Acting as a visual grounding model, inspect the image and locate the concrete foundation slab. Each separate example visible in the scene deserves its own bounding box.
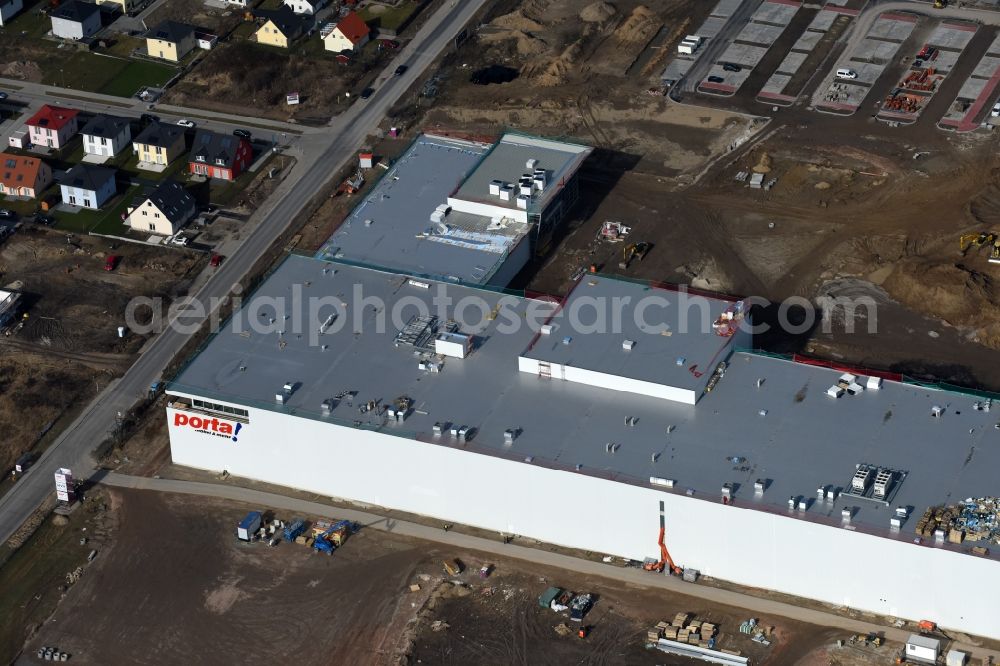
[719,42,769,67]
[776,50,807,75]
[751,1,798,26]
[737,22,786,46]
[867,16,916,43]
[928,24,977,52]
[710,0,743,18]
[852,38,899,64]
[698,16,729,39]
[808,10,837,32]
[792,30,823,51]
[761,72,792,95]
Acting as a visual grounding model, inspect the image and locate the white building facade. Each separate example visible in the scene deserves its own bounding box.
[166,393,1000,640]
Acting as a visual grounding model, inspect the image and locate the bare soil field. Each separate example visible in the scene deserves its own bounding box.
[0,228,201,473]
[374,0,1000,391]
[145,0,245,38]
[14,488,891,666]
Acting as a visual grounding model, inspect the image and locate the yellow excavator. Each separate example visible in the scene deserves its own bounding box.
[933,0,947,8]
[960,231,997,254]
[619,242,650,270]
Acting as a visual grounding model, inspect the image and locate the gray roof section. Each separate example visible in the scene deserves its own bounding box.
[316,135,528,284]
[134,121,184,148]
[523,275,739,392]
[81,114,131,140]
[144,179,195,224]
[61,164,115,191]
[453,134,592,213]
[191,129,245,167]
[52,0,100,22]
[149,20,195,43]
[172,256,1000,559]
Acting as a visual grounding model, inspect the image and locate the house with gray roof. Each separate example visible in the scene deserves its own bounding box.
[59,164,116,209]
[125,179,196,235]
[50,0,101,40]
[81,114,132,159]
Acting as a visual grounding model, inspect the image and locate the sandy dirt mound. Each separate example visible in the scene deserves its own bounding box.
[581,1,616,22]
[479,30,549,57]
[490,9,545,32]
[534,40,583,86]
[884,260,1000,345]
[614,5,660,45]
[2,60,42,82]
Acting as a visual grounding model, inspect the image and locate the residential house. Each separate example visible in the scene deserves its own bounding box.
[81,114,132,159]
[26,105,80,150]
[50,0,102,40]
[95,0,139,16]
[254,7,311,48]
[0,0,24,27]
[146,20,196,62]
[189,130,252,181]
[283,0,324,16]
[0,153,52,199]
[125,179,196,235]
[219,0,247,7]
[59,164,116,209]
[132,121,186,168]
[321,11,369,53]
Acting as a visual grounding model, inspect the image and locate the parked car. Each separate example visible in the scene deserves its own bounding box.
[394,65,408,76]
[359,87,374,100]
[0,209,14,219]
[836,68,858,80]
[0,92,8,101]
[175,119,196,128]
[169,235,189,246]
[209,253,224,267]
[707,75,724,83]
[992,102,1000,118]
[722,62,741,72]
[232,129,252,140]
[104,255,120,271]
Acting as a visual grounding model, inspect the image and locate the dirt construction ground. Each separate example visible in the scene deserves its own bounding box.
[15,488,900,666]
[0,228,201,474]
[363,0,1000,392]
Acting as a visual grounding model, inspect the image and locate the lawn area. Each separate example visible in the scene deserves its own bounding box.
[98,60,177,97]
[359,1,422,32]
[53,184,141,235]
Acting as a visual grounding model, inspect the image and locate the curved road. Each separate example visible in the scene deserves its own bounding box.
[99,472,1000,663]
[0,0,490,546]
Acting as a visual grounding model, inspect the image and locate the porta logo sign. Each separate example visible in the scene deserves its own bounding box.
[174,413,244,441]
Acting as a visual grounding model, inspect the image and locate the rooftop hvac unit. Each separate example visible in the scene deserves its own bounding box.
[526,158,538,169]
[499,186,512,201]
[321,399,334,413]
[622,339,635,351]
[283,382,294,392]
[519,184,532,197]
[931,405,944,417]
[435,204,452,216]
[489,179,502,196]
[826,488,837,501]
[432,422,445,436]
[503,428,518,443]
[827,385,844,398]
[275,393,286,404]
[754,479,764,494]
[851,466,872,492]
[649,477,674,488]
[867,376,882,390]
[890,516,902,529]
[430,211,445,223]
[516,195,529,209]
[540,324,554,335]
[873,469,894,499]
[841,508,852,521]
[435,332,472,359]
[457,425,470,440]
[533,177,545,192]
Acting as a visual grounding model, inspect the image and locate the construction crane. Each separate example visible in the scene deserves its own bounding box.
[619,242,650,270]
[642,526,683,576]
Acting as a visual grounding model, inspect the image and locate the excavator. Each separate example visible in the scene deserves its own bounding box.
[642,525,683,576]
[619,242,650,270]
[933,0,947,8]
[959,231,1000,263]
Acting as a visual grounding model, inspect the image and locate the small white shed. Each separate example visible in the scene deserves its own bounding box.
[905,634,940,664]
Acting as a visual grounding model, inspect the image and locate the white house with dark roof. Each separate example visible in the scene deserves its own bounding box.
[81,114,132,160]
[0,0,24,27]
[125,179,196,235]
[50,0,101,40]
[59,164,116,209]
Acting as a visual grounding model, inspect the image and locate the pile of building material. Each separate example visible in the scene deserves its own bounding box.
[956,497,1000,544]
[646,613,719,650]
[915,505,961,540]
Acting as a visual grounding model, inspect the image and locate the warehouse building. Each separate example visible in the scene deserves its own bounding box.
[316,132,592,286]
[166,255,1000,639]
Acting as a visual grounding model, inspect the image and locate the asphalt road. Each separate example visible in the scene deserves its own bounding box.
[0,0,490,547]
[98,472,1000,663]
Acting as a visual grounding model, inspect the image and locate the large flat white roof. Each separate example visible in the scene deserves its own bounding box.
[171,255,1000,561]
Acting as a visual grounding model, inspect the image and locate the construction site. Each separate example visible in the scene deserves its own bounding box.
[8,0,1000,662]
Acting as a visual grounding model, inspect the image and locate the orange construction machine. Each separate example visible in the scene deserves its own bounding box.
[643,526,683,576]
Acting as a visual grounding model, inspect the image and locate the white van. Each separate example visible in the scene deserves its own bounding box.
[836,68,858,80]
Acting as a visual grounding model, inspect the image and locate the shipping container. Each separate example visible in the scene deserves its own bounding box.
[237,511,262,541]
